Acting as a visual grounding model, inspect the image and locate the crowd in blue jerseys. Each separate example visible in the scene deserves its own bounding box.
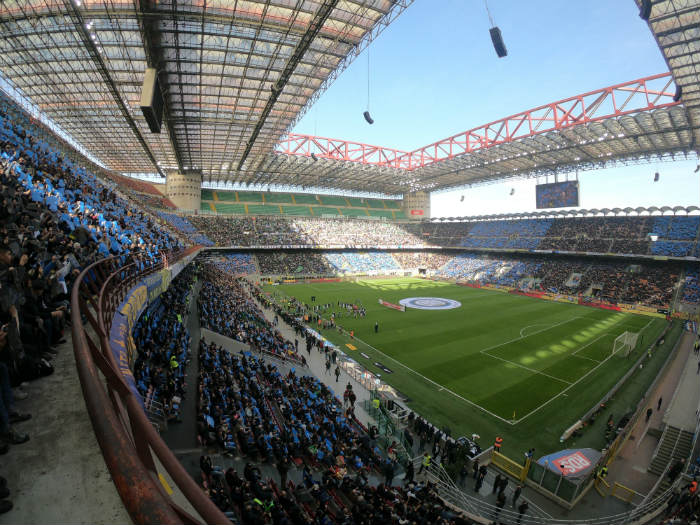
[0,106,181,261]
[132,265,198,420]
[0,96,184,514]
[191,266,470,524]
[198,268,301,361]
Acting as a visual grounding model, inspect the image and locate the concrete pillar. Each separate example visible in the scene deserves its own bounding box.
[403,191,430,219]
[166,172,201,211]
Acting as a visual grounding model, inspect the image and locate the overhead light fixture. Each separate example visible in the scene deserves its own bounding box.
[673,85,682,102]
[639,0,652,20]
[489,27,507,58]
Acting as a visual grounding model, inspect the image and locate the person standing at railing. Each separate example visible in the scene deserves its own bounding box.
[418,452,431,474]
[517,500,529,524]
[512,483,523,508]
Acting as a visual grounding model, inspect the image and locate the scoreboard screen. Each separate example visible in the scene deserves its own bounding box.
[536,180,579,209]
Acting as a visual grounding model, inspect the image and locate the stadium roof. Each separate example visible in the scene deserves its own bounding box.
[0,0,697,196]
[0,0,412,176]
[642,0,700,153]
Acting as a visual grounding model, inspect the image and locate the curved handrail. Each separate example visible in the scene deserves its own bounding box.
[71,249,230,525]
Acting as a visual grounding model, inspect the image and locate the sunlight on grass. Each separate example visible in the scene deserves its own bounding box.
[354,278,451,291]
[518,313,640,367]
[548,344,568,354]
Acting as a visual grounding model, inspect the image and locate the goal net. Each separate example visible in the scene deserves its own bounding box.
[613,331,640,357]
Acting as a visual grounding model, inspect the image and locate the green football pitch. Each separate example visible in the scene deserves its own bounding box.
[263,277,668,455]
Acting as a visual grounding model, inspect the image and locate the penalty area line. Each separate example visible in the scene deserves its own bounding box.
[512,322,654,424]
[349,334,516,426]
[519,323,553,338]
[480,351,573,385]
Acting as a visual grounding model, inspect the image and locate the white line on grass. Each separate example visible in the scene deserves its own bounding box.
[519,323,552,338]
[513,317,658,424]
[570,333,614,361]
[480,351,573,384]
[478,316,584,356]
[348,333,516,426]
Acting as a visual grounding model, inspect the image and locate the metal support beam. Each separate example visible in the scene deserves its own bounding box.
[136,0,185,173]
[63,0,164,177]
[237,0,340,171]
[276,73,683,171]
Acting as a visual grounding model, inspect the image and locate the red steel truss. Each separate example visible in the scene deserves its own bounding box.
[276,134,409,167]
[276,73,681,170]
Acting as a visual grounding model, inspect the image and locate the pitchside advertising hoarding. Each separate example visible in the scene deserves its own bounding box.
[536,180,580,209]
[378,298,406,312]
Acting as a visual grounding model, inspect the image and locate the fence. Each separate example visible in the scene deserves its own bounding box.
[491,451,528,482]
[71,248,229,525]
[419,454,679,525]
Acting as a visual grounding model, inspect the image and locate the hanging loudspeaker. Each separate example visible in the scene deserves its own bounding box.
[489,27,508,58]
[310,153,318,161]
[510,188,515,195]
[460,195,465,202]
[363,111,374,125]
[674,85,682,102]
[654,172,660,182]
[639,0,652,20]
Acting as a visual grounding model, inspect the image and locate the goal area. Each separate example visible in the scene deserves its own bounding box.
[613,331,640,357]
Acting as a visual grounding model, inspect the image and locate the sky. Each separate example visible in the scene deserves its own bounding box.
[291,0,700,217]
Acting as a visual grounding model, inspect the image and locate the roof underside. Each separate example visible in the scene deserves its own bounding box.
[0,0,411,177]
[642,0,700,152]
[0,0,697,196]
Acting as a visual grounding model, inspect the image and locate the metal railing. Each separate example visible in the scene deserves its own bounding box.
[418,455,679,525]
[71,248,230,525]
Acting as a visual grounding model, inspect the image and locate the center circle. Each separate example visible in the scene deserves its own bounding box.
[398,297,462,310]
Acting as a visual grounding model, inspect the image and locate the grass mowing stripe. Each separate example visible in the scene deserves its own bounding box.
[478,316,584,355]
[479,350,573,385]
[349,332,516,426]
[514,317,658,424]
[264,278,671,452]
[570,333,612,360]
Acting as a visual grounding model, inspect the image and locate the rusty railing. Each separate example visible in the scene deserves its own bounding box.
[70,248,230,525]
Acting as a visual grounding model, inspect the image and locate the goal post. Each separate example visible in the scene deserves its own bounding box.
[613,331,640,357]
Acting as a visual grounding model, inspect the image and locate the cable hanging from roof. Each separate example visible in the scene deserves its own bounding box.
[363,47,374,124]
[483,0,507,58]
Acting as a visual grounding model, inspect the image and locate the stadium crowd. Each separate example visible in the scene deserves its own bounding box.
[325,252,400,274]
[198,266,301,361]
[190,262,489,524]
[0,97,185,513]
[188,216,427,248]
[390,251,452,270]
[132,264,198,422]
[257,252,335,276]
[437,254,680,307]
[175,213,700,258]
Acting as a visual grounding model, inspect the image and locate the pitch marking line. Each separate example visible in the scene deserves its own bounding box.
[519,323,552,338]
[480,350,573,385]
[478,316,584,356]
[348,334,516,426]
[513,317,657,424]
[570,333,614,362]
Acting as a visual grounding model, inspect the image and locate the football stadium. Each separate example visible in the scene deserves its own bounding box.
[0,1,699,525]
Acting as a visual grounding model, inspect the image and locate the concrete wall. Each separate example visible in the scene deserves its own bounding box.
[200,327,250,353]
[403,191,430,219]
[166,172,201,211]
